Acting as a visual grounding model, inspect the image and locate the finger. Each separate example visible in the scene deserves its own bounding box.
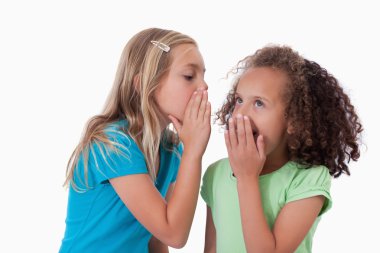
[228,118,238,147]
[198,90,208,119]
[189,88,204,119]
[244,116,255,147]
[204,101,211,123]
[256,135,266,159]
[168,115,182,134]
[236,114,246,146]
[224,129,232,153]
[184,91,197,119]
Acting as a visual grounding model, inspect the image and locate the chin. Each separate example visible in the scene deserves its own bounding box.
[172,112,184,122]
[163,114,181,126]
[171,117,183,125]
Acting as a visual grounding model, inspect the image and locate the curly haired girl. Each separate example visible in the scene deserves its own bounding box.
[201,45,362,253]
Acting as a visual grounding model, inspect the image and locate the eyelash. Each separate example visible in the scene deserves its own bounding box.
[254,100,264,107]
[234,97,264,107]
[184,75,194,81]
[235,97,243,104]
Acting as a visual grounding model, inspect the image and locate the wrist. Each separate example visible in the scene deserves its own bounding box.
[236,175,260,195]
[181,149,202,163]
[235,173,259,183]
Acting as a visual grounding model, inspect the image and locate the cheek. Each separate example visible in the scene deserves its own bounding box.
[261,120,288,145]
[186,89,195,101]
[231,105,239,117]
[232,104,239,113]
[174,91,193,119]
[179,99,188,113]
[183,89,197,104]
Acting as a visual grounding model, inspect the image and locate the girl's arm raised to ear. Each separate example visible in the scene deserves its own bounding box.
[204,206,216,253]
[111,90,211,249]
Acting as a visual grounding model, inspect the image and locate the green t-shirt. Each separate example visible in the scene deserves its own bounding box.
[201,158,332,253]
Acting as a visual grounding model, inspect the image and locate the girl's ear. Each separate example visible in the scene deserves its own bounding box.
[284,113,294,135]
[287,121,294,135]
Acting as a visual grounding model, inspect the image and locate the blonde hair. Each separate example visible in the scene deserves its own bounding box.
[64,28,197,191]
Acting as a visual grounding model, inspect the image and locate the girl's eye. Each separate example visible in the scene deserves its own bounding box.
[235,97,243,104]
[254,99,264,107]
[184,75,194,81]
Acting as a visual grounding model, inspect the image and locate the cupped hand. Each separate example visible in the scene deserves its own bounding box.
[224,114,266,179]
[169,88,211,158]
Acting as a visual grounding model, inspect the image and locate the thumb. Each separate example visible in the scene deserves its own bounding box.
[256,135,266,160]
[168,115,182,133]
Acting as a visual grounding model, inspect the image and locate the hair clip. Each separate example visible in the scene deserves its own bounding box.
[150,40,170,53]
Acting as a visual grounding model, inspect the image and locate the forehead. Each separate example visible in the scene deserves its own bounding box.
[169,44,205,71]
[237,67,288,95]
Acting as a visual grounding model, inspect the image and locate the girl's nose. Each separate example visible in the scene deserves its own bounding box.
[235,105,243,114]
[198,80,208,91]
[234,104,248,117]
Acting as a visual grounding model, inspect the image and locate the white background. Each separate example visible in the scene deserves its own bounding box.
[1,0,379,252]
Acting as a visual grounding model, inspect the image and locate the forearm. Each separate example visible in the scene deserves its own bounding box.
[237,176,276,253]
[166,150,202,244]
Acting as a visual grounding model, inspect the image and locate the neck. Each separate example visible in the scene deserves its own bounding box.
[156,110,171,132]
[261,158,288,175]
[160,119,170,133]
[261,147,289,175]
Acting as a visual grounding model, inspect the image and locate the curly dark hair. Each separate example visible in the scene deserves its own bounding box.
[216,45,363,177]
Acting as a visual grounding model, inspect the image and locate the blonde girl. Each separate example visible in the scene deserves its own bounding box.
[60,27,211,253]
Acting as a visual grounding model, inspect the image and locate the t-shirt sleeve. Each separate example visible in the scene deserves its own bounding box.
[286,166,332,216]
[170,142,184,183]
[200,163,216,208]
[80,129,148,186]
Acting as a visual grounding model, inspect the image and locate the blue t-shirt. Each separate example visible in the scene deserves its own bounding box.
[60,120,182,253]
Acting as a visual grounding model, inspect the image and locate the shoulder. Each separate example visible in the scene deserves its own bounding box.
[88,119,145,166]
[104,120,133,144]
[207,157,230,171]
[286,162,333,215]
[100,120,145,155]
[290,163,331,184]
[201,158,230,206]
[203,158,230,180]
[284,162,332,190]
[286,162,332,193]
